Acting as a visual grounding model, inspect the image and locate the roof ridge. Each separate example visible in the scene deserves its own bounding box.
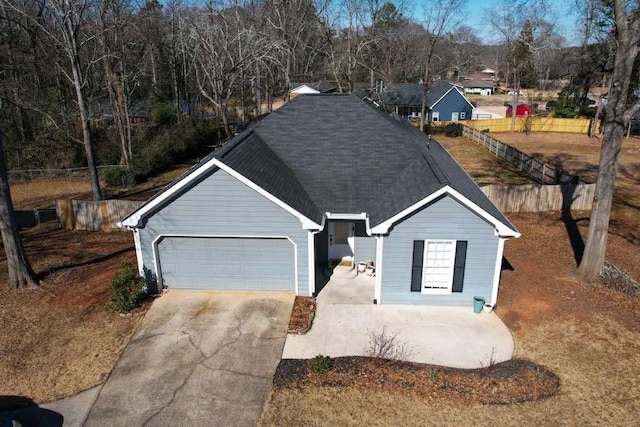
[422,149,449,185]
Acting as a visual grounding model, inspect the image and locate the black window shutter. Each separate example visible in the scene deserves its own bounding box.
[452,241,467,293]
[410,241,424,292]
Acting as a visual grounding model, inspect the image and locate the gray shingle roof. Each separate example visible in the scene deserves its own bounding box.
[378,81,464,109]
[123,94,516,234]
[219,94,513,230]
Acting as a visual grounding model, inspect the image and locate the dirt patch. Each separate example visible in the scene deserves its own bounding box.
[273,357,559,405]
[498,212,640,335]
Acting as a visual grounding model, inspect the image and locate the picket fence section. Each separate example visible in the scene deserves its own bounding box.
[461,126,582,185]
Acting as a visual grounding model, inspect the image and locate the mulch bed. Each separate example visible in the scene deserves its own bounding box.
[287,296,316,334]
[283,293,560,405]
[273,356,560,405]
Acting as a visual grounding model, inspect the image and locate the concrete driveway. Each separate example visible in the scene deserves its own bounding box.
[84,291,294,427]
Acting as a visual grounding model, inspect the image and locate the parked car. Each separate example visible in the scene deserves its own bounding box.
[507,90,523,96]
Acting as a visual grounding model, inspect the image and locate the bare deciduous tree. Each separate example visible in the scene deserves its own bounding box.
[419,0,465,131]
[577,0,640,280]
[0,131,38,289]
[2,0,102,199]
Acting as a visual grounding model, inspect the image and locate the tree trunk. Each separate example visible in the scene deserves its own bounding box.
[100,36,130,166]
[61,11,102,200]
[0,132,38,289]
[71,57,102,200]
[576,120,624,279]
[577,0,640,281]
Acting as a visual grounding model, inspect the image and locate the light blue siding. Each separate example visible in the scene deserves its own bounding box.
[354,237,376,264]
[381,195,498,305]
[137,169,308,294]
[353,221,376,264]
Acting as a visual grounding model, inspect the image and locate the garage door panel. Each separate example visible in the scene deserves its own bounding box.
[157,237,294,291]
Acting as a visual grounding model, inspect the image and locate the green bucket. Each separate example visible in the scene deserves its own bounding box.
[473,296,485,314]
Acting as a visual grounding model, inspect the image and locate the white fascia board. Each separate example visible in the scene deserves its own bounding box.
[212,159,322,230]
[325,212,373,236]
[370,185,520,238]
[119,155,322,231]
[325,212,367,220]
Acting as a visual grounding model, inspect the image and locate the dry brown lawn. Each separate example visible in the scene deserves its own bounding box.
[0,162,193,405]
[437,136,533,186]
[495,132,640,246]
[0,223,144,404]
[9,162,192,210]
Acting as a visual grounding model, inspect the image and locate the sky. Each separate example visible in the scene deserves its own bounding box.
[415,0,582,46]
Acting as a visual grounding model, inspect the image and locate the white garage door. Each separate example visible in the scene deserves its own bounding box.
[157,237,295,291]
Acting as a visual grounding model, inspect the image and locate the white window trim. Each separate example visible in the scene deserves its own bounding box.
[460,112,466,119]
[432,111,440,122]
[421,239,456,295]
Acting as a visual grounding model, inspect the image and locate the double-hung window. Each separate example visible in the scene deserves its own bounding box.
[422,240,456,294]
[411,240,467,294]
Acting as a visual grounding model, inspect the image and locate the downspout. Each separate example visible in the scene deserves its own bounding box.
[490,237,507,306]
[307,229,321,297]
[374,235,384,304]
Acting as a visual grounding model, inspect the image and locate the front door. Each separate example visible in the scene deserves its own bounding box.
[328,221,354,261]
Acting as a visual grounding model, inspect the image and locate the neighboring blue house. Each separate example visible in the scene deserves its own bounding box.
[120,94,519,306]
[378,81,475,122]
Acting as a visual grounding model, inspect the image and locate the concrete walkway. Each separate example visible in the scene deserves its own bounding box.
[285,267,514,369]
[83,291,294,427]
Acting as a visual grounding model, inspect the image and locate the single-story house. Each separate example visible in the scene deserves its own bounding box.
[290,81,337,96]
[506,101,533,118]
[462,79,495,96]
[377,81,475,122]
[120,94,519,306]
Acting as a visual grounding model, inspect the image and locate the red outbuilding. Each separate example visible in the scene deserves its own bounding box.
[505,102,533,117]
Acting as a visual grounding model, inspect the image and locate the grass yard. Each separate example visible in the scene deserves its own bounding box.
[437,135,533,186]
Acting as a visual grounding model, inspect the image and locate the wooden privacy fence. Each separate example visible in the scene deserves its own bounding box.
[57,199,144,231]
[56,182,594,232]
[466,117,597,133]
[481,183,595,213]
[462,126,582,185]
